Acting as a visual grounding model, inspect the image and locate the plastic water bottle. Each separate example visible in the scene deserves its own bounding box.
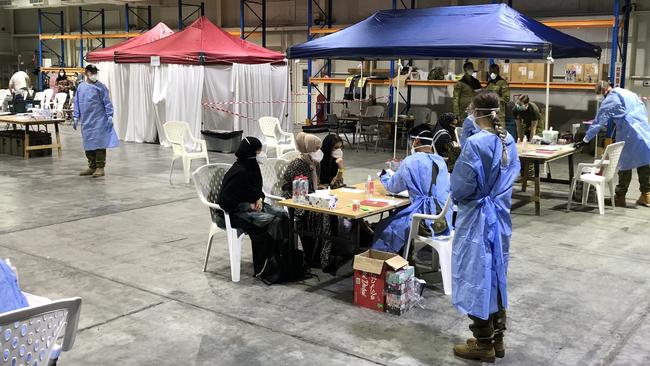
[365,175,374,197]
[301,179,309,203]
[292,179,300,202]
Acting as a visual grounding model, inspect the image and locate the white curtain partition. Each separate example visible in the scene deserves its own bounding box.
[99,62,290,146]
[96,61,129,140]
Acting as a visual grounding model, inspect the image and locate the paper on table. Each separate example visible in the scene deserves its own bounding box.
[387,190,409,198]
[340,188,364,193]
[365,198,402,205]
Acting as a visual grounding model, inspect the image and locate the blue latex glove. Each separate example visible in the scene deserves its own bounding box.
[107,118,113,131]
[73,118,78,130]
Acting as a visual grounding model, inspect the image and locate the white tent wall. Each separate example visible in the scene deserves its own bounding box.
[98,62,290,147]
[152,64,205,146]
[230,63,291,138]
[96,61,129,140]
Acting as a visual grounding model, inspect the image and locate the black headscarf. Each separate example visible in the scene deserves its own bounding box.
[56,70,67,83]
[319,134,342,185]
[217,137,265,212]
[433,113,457,156]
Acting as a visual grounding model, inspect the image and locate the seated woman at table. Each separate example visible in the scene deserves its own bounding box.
[214,137,291,278]
[372,124,452,255]
[281,132,347,273]
[319,134,345,189]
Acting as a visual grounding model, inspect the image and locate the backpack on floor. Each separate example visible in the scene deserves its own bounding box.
[255,238,314,285]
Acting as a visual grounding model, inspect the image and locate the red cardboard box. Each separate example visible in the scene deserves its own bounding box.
[353,250,409,312]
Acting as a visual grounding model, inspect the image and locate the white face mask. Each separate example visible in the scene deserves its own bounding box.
[490,73,497,80]
[256,152,267,165]
[465,69,474,76]
[88,74,98,82]
[310,149,324,162]
[332,148,343,159]
[59,72,64,77]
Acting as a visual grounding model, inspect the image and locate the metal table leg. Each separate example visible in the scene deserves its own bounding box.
[534,161,541,216]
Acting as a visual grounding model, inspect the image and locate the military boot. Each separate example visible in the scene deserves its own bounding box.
[453,338,495,363]
[493,335,505,358]
[79,168,96,176]
[637,192,650,207]
[465,337,505,358]
[92,168,105,177]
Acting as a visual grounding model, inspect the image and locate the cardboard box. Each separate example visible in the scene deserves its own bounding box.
[498,63,511,82]
[353,250,408,312]
[511,63,553,83]
[583,63,609,83]
[564,63,584,82]
[386,265,415,286]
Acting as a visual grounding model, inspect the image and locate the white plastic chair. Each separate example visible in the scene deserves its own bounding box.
[163,121,209,184]
[260,158,289,204]
[43,89,54,107]
[33,91,46,102]
[54,92,67,118]
[193,163,246,281]
[258,116,296,157]
[0,297,82,366]
[364,105,385,118]
[280,150,301,161]
[405,195,454,295]
[567,141,625,215]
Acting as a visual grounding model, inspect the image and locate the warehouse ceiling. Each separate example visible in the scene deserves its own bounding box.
[0,0,152,9]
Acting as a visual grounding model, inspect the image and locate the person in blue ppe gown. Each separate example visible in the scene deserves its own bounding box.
[372,124,452,254]
[451,91,520,363]
[459,103,480,146]
[0,259,28,314]
[576,81,650,207]
[73,64,118,178]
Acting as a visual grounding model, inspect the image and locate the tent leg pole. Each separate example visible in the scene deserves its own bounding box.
[393,59,401,159]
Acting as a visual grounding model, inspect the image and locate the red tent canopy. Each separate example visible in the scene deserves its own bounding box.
[87,22,175,62]
[115,17,285,65]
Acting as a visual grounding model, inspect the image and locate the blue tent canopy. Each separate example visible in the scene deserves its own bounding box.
[287,4,601,60]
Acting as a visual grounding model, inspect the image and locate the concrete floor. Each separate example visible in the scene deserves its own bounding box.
[1,125,649,365]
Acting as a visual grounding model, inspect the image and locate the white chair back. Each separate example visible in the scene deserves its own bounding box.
[193,163,231,212]
[259,116,279,141]
[280,150,301,161]
[260,158,289,201]
[163,121,191,157]
[600,142,625,181]
[54,92,67,111]
[0,297,82,365]
[364,105,385,118]
[33,91,46,101]
[43,88,54,102]
[455,127,462,144]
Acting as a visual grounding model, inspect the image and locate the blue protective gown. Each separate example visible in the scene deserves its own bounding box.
[585,88,650,171]
[460,115,480,146]
[0,260,28,313]
[73,80,119,151]
[372,152,452,253]
[451,130,520,320]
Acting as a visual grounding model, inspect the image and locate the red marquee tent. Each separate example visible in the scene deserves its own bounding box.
[87,22,175,62]
[114,17,285,65]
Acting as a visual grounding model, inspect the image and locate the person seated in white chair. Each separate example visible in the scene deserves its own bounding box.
[0,259,28,313]
[213,137,291,283]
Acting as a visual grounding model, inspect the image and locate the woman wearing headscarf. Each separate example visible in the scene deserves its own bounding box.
[319,134,345,189]
[56,69,73,108]
[281,133,340,273]
[213,137,290,277]
[432,113,461,171]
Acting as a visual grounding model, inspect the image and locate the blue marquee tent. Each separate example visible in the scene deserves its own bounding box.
[287,4,601,60]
